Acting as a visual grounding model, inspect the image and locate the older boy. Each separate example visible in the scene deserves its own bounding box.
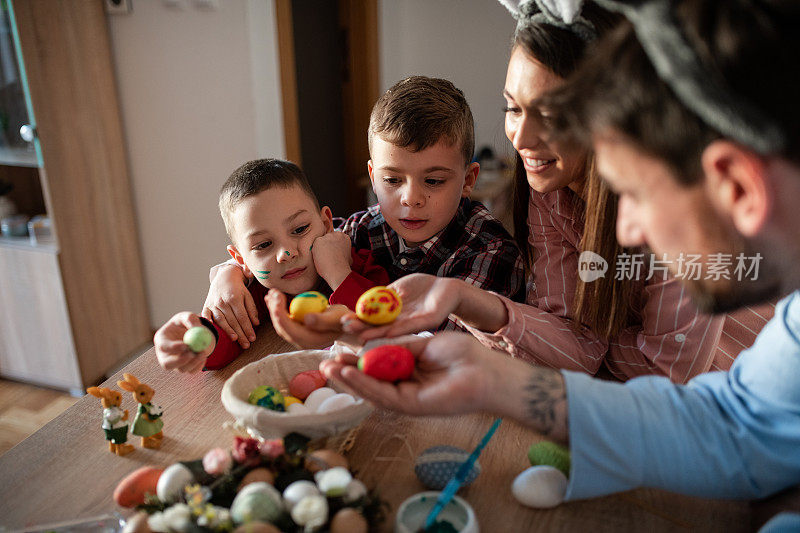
[154,159,389,372]
[322,0,800,525]
[205,76,524,347]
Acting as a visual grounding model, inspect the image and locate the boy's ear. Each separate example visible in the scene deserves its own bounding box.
[461,162,480,197]
[227,244,252,276]
[367,160,376,191]
[701,140,772,237]
[320,206,334,233]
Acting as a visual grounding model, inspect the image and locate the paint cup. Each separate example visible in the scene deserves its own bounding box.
[395,491,478,533]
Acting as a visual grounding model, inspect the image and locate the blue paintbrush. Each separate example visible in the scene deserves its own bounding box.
[423,418,502,531]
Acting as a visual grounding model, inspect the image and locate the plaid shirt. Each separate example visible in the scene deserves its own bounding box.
[336,198,525,329]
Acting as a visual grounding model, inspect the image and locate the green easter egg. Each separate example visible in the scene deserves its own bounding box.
[183,326,214,352]
[249,386,285,411]
[528,441,571,477]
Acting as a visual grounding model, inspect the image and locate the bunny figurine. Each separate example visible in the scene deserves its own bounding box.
[86,386,135,456]
[117,373,164,449]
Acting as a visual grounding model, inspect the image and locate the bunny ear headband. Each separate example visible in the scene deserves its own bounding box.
[498,0,597,41]
[499,0,786,154]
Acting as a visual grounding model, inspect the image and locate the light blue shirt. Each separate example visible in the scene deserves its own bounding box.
[563,290,800,501]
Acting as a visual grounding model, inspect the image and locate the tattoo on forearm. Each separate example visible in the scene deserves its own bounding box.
[525,369,567,439]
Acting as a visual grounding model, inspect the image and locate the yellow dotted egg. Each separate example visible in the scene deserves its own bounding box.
[355,286,402,325]
[289,291,329,323]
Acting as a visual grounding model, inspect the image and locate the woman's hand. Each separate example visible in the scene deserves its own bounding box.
[343,274,464,341]
[202,263,258,349]
[153,312,214,373]
[266,289,351,349]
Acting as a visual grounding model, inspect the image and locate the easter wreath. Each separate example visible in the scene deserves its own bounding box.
[119,433,386,533]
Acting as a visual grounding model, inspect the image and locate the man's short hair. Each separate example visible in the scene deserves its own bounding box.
[219,158,318,241]
[368,75,475,166]
[548,0,800,185]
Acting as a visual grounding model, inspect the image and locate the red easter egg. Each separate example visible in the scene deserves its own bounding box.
[358,345,415,382]
[289,370,327,400]
[114,466,164,507]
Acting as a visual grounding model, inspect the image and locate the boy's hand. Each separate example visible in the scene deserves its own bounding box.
[266,289,351,349]
[203,263,258,349]
[343,274,462,341]
[311,231,353,290]
[154,312,215,373]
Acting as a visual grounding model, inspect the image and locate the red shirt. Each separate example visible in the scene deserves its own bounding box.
[203,247,389,370]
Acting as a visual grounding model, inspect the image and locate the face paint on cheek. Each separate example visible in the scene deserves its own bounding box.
[285,250,290,256]
[255,270,271,280]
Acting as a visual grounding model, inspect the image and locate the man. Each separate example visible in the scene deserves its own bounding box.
[321,0,800,524]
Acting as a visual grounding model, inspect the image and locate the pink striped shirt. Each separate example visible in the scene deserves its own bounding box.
[467,188,771,383]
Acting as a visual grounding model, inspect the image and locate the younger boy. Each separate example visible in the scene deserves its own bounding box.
[154,159,389,372]
[206,76,525,345]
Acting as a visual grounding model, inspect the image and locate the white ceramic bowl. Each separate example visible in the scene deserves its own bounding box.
[221,349,373,440]
[395,491,479,533]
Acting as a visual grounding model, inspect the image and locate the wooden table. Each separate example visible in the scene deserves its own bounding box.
[0,328,781,531]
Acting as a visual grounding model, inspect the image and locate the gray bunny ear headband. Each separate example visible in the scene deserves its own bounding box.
[499,0,597,41]
[499,0,785,153]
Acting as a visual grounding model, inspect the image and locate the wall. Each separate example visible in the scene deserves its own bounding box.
[379,0,516,160]
[107,0,285,327]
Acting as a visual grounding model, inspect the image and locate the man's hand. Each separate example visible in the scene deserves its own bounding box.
[203,263,258,348]
[320,331,569,443]
[266,289,351,349]
[154,312,215,373]
[311,231,353,290]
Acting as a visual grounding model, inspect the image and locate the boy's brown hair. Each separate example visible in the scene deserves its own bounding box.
[368,75,475,166]
[219,158,318,241]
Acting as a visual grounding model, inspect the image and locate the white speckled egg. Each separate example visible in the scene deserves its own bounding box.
[511,465,567,508]
[316,393,356,413]
[231,482,283,524]
[282,480,321,512]
[156,463,195,503]
[303,387,336,412]
[287,402,311,415]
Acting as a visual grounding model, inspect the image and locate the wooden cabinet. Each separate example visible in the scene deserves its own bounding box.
[0,0,150,393]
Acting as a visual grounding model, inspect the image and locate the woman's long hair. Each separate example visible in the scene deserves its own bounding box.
[510,3,632,339]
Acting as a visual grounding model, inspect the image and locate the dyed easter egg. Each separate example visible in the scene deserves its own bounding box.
[283,395,302,407]
[414,446,480,490]
[355,286,402,325]
[282,480,321,512]
[528,441,571,477]
[114,466,164,508]
[330,508,368,533]
[289,370,327,400]
[315,466,352,497]
[343,479,367,503]
[512,466,568,508]
[156,463,195,503]
[303,387,336,412]
[238,468,275,491]
[248,386,285,412]
[183,326,215,352]
[230,482,283,523]
[289,291,329,323]
[358,345,415,381]
[316,393,356,413]
[290,495,328,529]
[305,449,349,473]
